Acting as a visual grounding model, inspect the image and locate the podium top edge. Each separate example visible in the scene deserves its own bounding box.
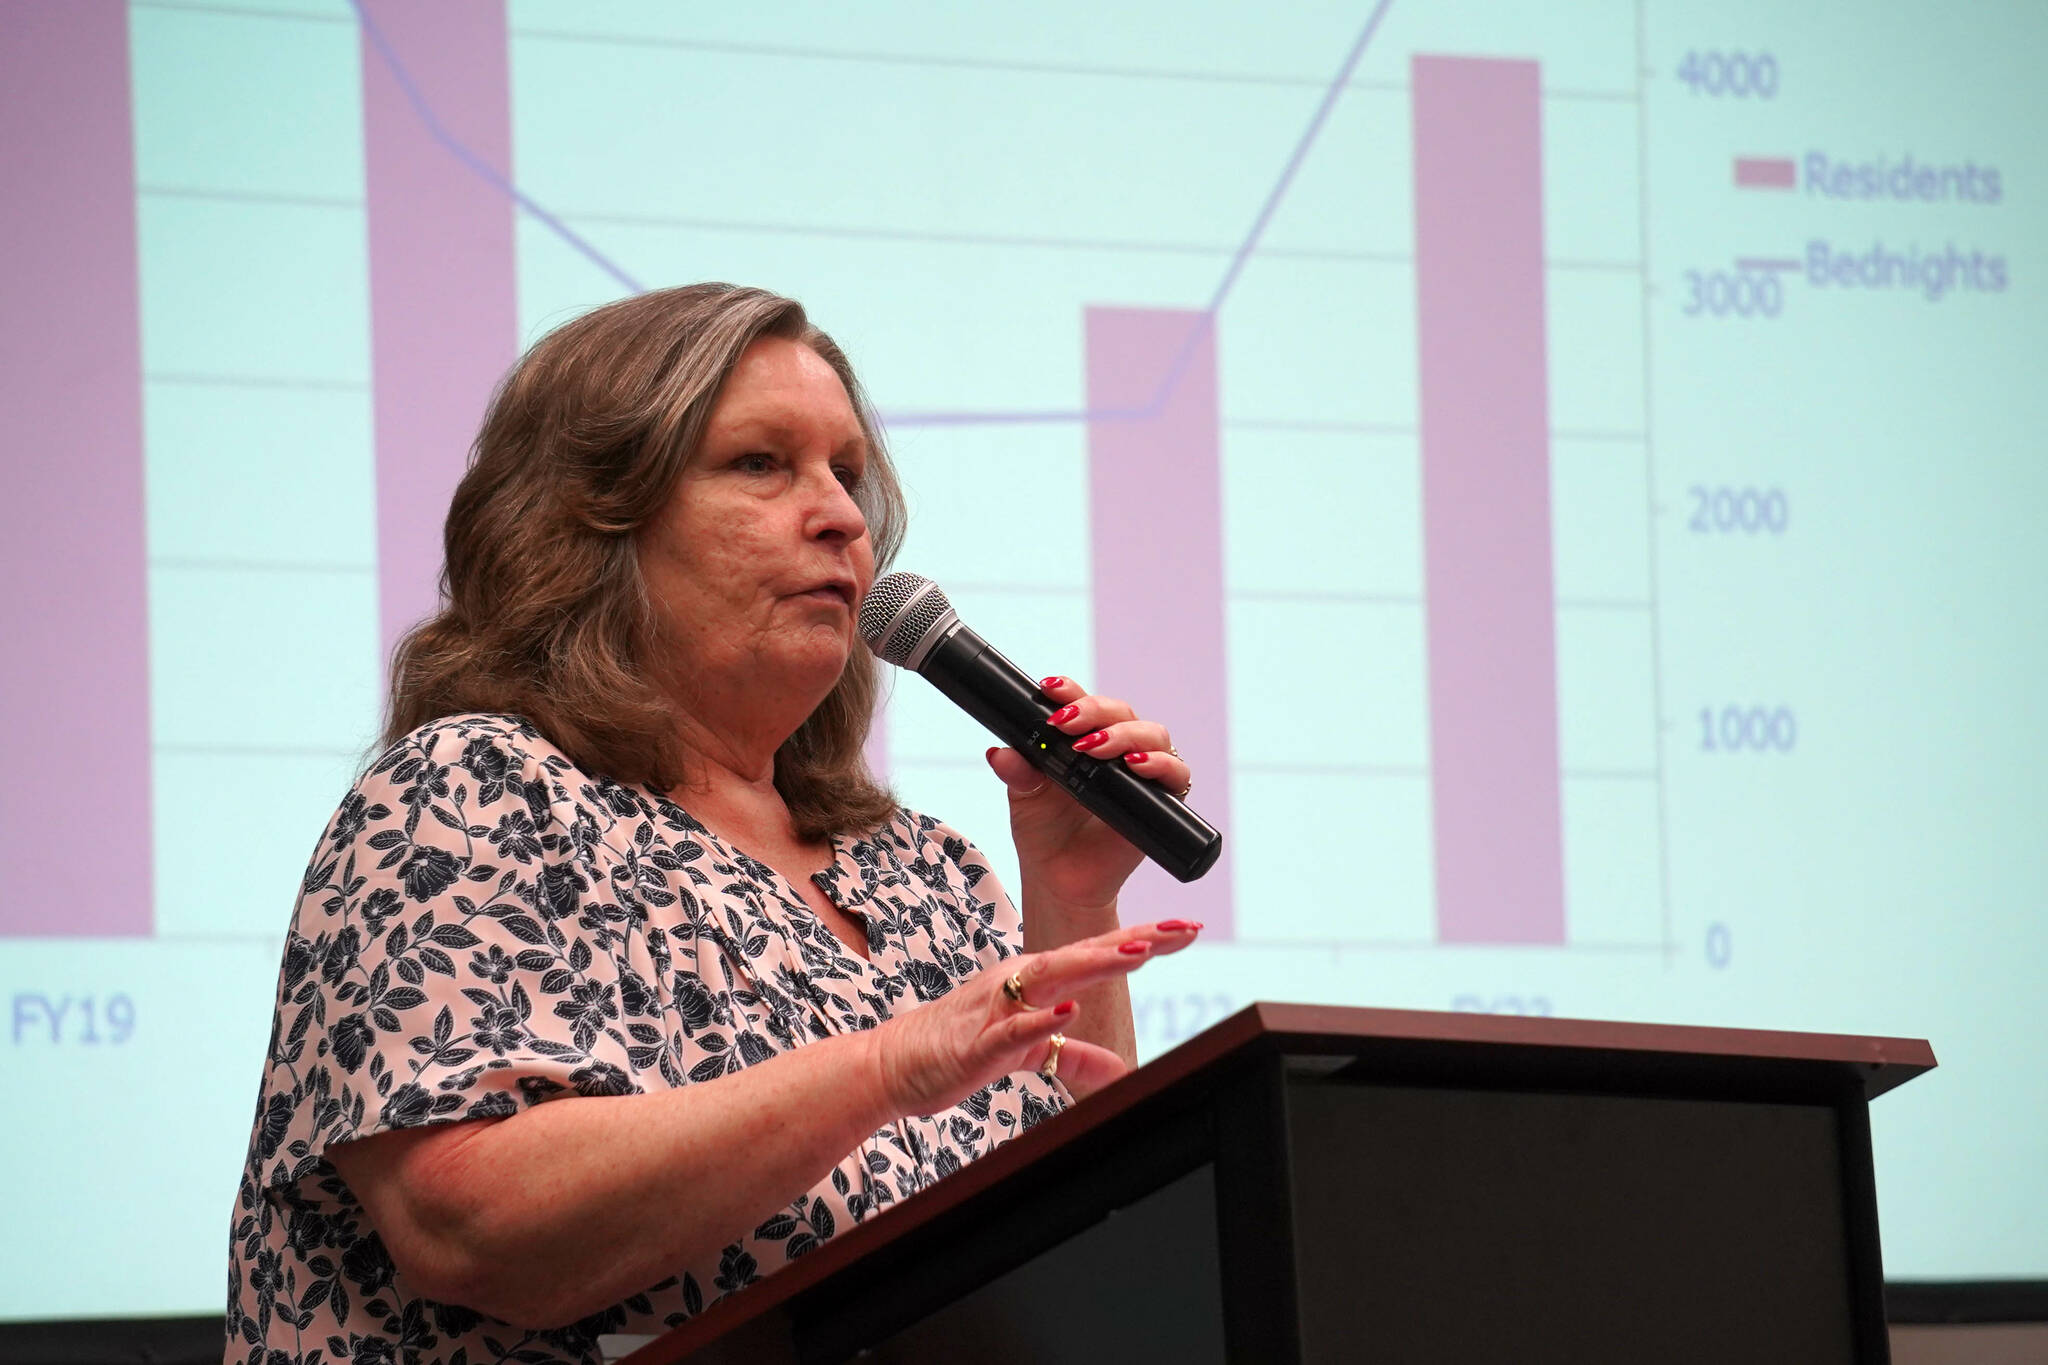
[1224,1001,1936,1097]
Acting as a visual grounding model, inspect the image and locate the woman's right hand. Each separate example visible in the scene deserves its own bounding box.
[862,920,1201,1117]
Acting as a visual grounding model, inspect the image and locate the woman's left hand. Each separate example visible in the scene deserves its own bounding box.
[982,674,1194,913]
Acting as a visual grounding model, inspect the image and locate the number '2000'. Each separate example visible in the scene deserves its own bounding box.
[1698,706,1796,753]
[1689,485,1788,534]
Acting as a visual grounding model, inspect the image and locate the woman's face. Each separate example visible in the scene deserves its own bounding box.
[639,336,875,725]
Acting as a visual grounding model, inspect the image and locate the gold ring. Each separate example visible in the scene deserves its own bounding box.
[1041,1032,1066,1080]
[1167,745,1191,799]
[1002,971,1032,1008]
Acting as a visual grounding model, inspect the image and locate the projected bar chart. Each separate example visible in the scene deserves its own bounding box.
[13,3,2047,1318]
[1412,55,1567,945]
[1084,308,1236,938]
[0,2,154,937]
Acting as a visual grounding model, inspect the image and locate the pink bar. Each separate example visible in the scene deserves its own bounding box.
[1734,156,1797,190]
[0,4,154,936]
[1085,309,1234,937]
[361,1,518,664]
[864,704,889,783]
[1412,56,1566,944]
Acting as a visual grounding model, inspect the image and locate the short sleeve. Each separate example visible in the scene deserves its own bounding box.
[251,717,654,1198]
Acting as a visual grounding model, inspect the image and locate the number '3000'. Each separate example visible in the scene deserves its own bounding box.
[1682,270,1782,318]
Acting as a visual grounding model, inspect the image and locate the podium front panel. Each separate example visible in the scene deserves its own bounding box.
[849,1163,1226,1363]
[1284,1077,1864,1364]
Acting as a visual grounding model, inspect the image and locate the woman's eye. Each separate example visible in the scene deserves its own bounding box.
[834,465,863,491]
[736,452,777,474]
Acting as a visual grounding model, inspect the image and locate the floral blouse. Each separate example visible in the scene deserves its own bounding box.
[224,713,1069,1365]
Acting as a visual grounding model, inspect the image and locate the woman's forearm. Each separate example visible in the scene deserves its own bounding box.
[345,1028,895,1329]
[1018,887,1137,1077]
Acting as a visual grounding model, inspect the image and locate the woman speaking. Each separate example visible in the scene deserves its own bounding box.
[224,284,1201,1364]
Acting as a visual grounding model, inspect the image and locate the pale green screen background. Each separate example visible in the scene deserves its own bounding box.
[2,0,2044,1319]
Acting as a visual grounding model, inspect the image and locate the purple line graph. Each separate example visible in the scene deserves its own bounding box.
[353,0,1396,432]
[351,0,640,296]
[884,0,1395,430]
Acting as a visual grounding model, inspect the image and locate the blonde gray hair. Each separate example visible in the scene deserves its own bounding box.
[383,283,904,838]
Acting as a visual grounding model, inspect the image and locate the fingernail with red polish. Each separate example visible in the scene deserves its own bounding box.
[1053,999,1078,1019]
[1040,676,1066,691]
[1074,730,1108,750]
[1123,751,1148,764]
[1047,704,1078,725]
[1157,919,1191,932]
[1118,940,1150,956]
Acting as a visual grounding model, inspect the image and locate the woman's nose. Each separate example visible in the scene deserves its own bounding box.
[803,467,868,543]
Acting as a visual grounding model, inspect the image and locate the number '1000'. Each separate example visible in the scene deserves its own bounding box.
[1698,706,1796,753]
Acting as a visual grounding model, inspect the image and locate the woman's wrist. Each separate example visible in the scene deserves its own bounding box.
[841,1025,908,1129]
[1018,878,1120,952]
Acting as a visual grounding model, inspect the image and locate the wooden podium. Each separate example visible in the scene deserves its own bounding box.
[622,1004,1934,1364]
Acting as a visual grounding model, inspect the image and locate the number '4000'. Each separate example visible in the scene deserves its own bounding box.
[1676,50,1779,97]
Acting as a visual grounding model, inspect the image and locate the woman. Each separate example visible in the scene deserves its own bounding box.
[224,284,1202,1364]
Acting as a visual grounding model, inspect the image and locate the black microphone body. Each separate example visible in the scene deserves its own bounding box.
[910,620,1223,884]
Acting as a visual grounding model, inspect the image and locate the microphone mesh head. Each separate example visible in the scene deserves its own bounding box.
[859,571,954,667]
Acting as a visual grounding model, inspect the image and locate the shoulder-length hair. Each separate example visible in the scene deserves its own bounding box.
[383,283,906,839]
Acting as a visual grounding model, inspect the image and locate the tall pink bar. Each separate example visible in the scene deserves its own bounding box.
[0,4,154,936]
[1085,309,1234,937]
[1412,56,1566,944]
[361,1,518,665]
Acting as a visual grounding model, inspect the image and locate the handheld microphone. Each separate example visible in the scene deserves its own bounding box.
[858,572,1223,883]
